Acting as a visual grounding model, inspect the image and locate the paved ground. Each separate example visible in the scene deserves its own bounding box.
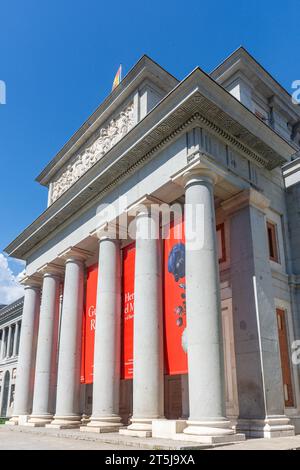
[212,435,300,450]
[0,427,139,450]
[1,425,300,450]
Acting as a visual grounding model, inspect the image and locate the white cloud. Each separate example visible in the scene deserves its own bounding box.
[0,253,25,305]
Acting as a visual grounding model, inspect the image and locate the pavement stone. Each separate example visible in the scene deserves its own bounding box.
[1,425,300,450]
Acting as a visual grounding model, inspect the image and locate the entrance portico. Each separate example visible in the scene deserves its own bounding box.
[5,52,299,441]
[7,155,293,442]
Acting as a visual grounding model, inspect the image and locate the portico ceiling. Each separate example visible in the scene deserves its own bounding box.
[5,66,297,260]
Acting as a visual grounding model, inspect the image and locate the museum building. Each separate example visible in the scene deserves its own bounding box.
[0,298,23,418]
[4,47,300,443]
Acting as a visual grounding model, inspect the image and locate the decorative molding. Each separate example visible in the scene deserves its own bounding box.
[194,112,269,168]
[50,102,135,203]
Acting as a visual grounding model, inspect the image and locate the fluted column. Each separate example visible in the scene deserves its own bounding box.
[48,247,90,429]
[182,169,242,443]
[27,264,62,426]
[82,236,122,433]
[13,322,19,357]
[121,203,164,437]
[7,278,41,425]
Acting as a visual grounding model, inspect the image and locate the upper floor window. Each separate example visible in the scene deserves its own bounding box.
[267,221,280,263]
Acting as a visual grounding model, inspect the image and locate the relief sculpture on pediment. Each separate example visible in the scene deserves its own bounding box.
[50,102,135,203]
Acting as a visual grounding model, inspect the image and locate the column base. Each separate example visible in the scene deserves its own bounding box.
[46,415,82,429]
[81,416,123,433]
[6,415,20,426]
[25,414,53,427]
[119,418,155,438]
[181,418,245,444]
[152,419,187,439]
[81,414,90,425]
[237,415,295,438]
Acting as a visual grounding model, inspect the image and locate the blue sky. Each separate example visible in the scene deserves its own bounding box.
[0,0,299,302]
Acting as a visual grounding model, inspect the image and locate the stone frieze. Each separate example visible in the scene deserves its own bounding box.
[50,102,135,203]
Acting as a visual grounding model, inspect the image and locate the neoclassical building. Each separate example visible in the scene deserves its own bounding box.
[4,47,300,443]
[0,298,23,418]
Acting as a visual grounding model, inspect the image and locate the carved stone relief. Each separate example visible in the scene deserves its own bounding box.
[50,102,135,203]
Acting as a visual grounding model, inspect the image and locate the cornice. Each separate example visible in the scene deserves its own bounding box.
[0,298,24,325]
[37,56,178,186]
[211,46,300,123]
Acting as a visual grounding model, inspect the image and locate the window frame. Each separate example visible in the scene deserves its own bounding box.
[266,220,280,264]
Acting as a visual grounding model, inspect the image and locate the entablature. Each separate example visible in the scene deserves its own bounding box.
[5,66,297,260]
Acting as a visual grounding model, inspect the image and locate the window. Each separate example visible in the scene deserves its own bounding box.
[267,221,280,263]
[276,308,294,407]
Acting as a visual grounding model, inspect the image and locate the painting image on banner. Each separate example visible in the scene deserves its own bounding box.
[80,264,98,384]
[121,243,135,379]
[163,218,188,375]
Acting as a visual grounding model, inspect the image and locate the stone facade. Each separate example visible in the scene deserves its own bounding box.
[4,49,300,441]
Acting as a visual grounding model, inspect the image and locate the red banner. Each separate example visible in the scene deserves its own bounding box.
[121,243,135,379]
[81,264,98,384]
[163,218,188,375]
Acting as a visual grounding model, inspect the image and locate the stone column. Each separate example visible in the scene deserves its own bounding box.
[6,326,12,358]
[121,202,164,437]
[2,328,7,358]
[13,322,20,357]
[48,248,90,429]
[82,236,122,433]
[27,264,63,426]
[16,321,21,355]
[222,189,295,438]
[182,169,243,443]
[7,278,41,425]
[0,329,5,359]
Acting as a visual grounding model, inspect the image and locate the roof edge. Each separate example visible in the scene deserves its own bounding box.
[36,55,179,186]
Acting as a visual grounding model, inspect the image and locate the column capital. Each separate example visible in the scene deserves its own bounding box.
[90,222,125,241]
[20,274,42,288]
[171,156,220,188]
[126,194,164,218]
[58,247,93,263]
[37,262,64,278]
[221,188,270,216]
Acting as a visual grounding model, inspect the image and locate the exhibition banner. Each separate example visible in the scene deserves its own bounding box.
[121,243,135,379]
[80,264,98,384]
[163,218,188,375]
